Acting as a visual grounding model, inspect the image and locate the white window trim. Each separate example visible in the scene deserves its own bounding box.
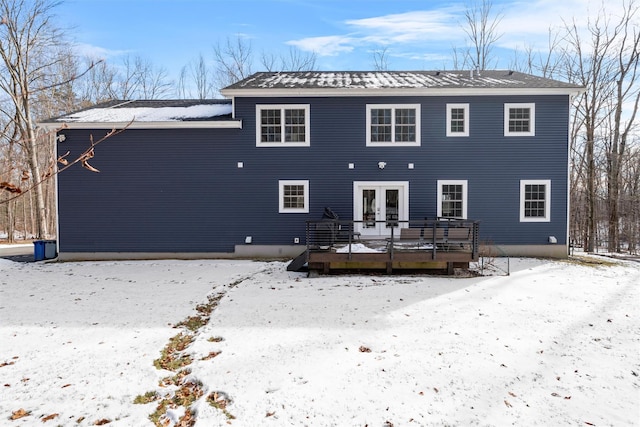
[256,104,310,147]
[279,180,309,213]
[446,103,469,137]
[520,179,551,222]
[504,103,535,137]
[366,104,421,147]
[437,180,468,219]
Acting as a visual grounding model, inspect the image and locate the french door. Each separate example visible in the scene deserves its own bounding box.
[354,182,408,237]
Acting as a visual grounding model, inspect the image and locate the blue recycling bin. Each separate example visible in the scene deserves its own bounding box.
[33,240,57,261]
[33,240,45,261]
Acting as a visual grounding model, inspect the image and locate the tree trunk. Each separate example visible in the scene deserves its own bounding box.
[585,127,596,253]
[607,155,619,252]
[6,199,14,242]
[24,122,48,239]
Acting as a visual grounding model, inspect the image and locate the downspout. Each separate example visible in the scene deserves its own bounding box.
[566,92,578,256]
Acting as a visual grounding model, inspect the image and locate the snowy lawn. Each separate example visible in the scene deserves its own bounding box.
[0,255,638,426]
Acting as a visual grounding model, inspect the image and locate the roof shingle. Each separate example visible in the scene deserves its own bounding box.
[223,70,582,91]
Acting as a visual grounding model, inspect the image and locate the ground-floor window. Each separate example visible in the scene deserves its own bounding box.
[437,180,468,219]
[279,180,309,213]
[520,179,550,222]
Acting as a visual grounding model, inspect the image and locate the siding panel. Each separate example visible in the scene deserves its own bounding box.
[57,94,569,253]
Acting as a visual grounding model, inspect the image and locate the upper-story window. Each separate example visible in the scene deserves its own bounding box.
[446,103,469,137]
[366,104,421,146]
[256,105,310,147]
[504,103,535,136]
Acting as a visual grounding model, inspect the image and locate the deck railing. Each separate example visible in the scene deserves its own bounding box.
[304,218,480,262]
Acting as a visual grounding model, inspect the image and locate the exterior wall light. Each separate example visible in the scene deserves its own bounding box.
[378,161,386,169]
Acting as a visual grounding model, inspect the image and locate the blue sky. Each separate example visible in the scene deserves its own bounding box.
[56,0,611,79]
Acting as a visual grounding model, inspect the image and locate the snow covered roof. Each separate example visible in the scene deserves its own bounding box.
[221,70,584,97]
[41,99,239,129]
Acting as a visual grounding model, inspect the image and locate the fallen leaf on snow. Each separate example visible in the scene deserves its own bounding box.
[504,400,512,407]
[201,351,222,361]
[359,346,371,353]
[10,409,30,420]
[41,413,58,422]
[94,419,111,425]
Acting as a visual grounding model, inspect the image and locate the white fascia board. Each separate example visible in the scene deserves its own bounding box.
[39,120,243,130]
[221,87,584,97]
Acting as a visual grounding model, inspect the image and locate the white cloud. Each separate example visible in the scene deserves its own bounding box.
[71,42,130,60]
[496,0,634,51]
[287,35,356,56]
[346,9,466,44]
[286,0,637,66]
[286,7,471,59]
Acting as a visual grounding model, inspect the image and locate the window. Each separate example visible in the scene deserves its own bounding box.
[520,180,550,222]
[279,180,309,213]
[366,104,421,146]
[446,104,469,137]
[504,103,535,136]
[257,105,310,146]
[437,180,468,219]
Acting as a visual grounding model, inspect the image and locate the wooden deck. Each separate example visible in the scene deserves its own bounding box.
[299,219,479,275]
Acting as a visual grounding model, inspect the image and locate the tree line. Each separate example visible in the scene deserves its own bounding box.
[0,0,638,255]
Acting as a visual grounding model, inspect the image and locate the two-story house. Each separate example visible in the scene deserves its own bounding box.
[43,70,583,266]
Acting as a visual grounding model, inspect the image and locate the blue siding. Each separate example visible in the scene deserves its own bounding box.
[57,94,569,253]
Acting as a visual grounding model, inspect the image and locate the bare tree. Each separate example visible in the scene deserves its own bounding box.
[111,54,173,100]
[371,47,390,71]
[564,15,613,252]
[603,0,639,252]
[459,0,503,70]
[212,35,253,92]
[563,1,639,252]
[0,0,66,238]
[137,56,173,99]
[73,54,173,102]
[509,29,564,79]
[76,57,117,106]
[261,46,317,72]
[177,53,213,99]
[621,145,639,253]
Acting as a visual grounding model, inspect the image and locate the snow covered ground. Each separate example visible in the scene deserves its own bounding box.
[0,251,638,426]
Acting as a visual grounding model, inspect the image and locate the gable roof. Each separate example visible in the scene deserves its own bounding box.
[221,70,584,97]
[41,99,240,129]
